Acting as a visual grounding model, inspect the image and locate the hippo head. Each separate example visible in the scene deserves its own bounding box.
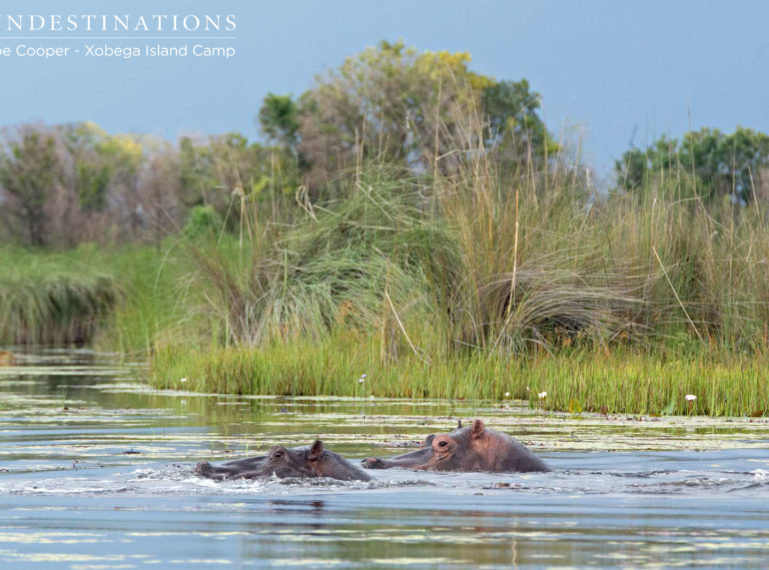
[461,419,504,468]
[362,419,550,473]
[413,420,486,471]
[243,440,371,481]
[436,419,550,472]
[196,439,372,481]
[429,433,459,464]
[306,440,325,472]
[257,444,317,478]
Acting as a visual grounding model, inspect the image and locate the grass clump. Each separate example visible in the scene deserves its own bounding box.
[187,175,451,347]
[92,244,197,354]
[141,153,769,418]
[0,244,197,352]
[8,127,769,418]
[0,246,121,344]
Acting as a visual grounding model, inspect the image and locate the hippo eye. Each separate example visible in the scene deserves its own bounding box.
[438,441,447,447]
[273,451,283,458]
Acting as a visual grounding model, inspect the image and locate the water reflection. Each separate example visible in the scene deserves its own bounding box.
[1,348,769,568]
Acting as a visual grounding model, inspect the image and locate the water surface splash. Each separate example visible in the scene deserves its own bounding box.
[2,348,769,568]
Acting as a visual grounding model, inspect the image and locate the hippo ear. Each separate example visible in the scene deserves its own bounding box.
[309,440,324,461]
[471,419,485,439]
[423,434,435,447]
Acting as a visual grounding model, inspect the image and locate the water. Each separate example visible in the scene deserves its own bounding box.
[2,349,769,568]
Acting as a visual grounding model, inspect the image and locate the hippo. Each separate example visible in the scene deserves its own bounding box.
[362,419,550,473]
[195,440,372,482]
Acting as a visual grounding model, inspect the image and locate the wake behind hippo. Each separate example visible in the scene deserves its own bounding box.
[363,419,550,473]
[196,440,372,482]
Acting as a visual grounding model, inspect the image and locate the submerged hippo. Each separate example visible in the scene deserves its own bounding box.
[363,419,550,473]
[195,440,372,482]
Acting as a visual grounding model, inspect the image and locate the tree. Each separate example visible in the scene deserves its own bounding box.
[615,127,769,203]
[0,121,194,246]
[615,135,679,192]
[0,125,63,246]
[483,79,558,167]
[179,132,299,227]
[258,93,300,148]
[60,122,144,216]
[291,40,552,188]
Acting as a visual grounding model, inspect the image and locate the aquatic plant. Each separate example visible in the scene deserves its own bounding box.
[148,339,769,416]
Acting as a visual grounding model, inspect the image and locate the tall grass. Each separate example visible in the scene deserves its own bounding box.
[0,246,121,344]
[185,173,454,351]
[143,128,769,416]
[150,340,769,417]
[0,244,199,352]
[6,103,769,416]
[92,244,198,354]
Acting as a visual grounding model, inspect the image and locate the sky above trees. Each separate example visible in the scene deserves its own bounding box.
[1,0,768,177]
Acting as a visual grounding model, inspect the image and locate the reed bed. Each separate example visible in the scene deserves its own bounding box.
[150,340,769,417]
[0,247,121,344]
[6,127,769,416]
[142,154,769,417]
[0,245,193,350]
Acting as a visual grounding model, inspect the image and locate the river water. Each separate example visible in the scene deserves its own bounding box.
[1,349,769,568]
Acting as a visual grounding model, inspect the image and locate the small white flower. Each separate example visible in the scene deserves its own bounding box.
[180,377,187,383]
[538,391,547,399]
[361,374,367,379]
[504,392,510,398]
[358,378,364,384]
[685,394,697,402]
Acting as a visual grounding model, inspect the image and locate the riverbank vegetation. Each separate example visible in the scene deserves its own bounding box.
[3,41,769,416]
[0,247,121,345]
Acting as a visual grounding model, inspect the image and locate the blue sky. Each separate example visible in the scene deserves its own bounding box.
[1,0,767,176]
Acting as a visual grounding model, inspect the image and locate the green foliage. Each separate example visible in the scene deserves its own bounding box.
[0,244,198,351]
[142,148,769,416]
[178,132,299,224]
[0,125,62,246]
[182,205,222,239]
[150,342,769,417]
[9,148,769,416]
[0,246,121,344]
[482,79,558,164]
[75,161,112,212]
[188,174,447,346]
[60,122,144,213]
[93,245,197,354]
[0,44,552,246]
[616,127,769,203]
[294,40,552,187]
[0,121,183,246]
[258,93,300,148]
[8,42,769,419]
